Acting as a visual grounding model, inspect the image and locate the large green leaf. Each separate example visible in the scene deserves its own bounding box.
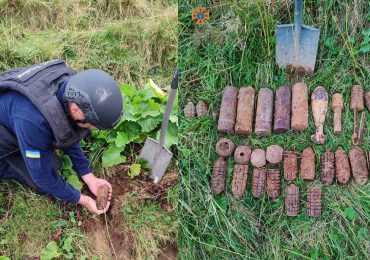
[128,163,141,178]
[40,241,62,260]
[66,175,82,191]
[115,132,130,148]
[119,84,137,97]
[138,117,161,132]
[156,122,178,147]
[102,144,126,167]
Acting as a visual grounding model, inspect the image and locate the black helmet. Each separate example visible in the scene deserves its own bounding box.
[64,69,123,130]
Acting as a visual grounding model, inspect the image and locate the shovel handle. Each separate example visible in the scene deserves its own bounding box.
[294,0,303,56]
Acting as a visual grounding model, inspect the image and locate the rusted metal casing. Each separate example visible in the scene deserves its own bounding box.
[215,138,235,157]
[274,86,291,133]
[255,88,274,136]
[349,147,368,185]
[335,147,351,185]
[350,85,364,111]
[184,101,195,119]
[211,157,227,195]
[311,86,328,144]
[251,167,266,198]
[266,145,283,164]
[307,185,322,217]
[321,150,335,185]
[234,146,252,165]
[285,184,299,216]
[332,93,343,134]
[283,151,298,181]
[218,86,238,134]
[196,100,208,117]
[300,147,315,181]
[267,169,281,200]
[251,149,266,168]
[232,164,249,199]
[291,82,308,131]
[235,87,255,135]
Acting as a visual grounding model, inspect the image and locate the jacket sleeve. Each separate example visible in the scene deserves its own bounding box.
[11,116,81,203]
[62,142,92,177]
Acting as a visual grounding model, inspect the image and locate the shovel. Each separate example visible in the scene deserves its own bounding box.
[276,0,320,74]
[138,66,178,184]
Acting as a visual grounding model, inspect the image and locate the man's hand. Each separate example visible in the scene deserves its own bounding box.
[78,194,109,215]
[81,173,113,211]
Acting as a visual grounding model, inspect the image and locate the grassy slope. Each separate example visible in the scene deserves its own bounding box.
[179,1,369,259]
[0,0,177,258]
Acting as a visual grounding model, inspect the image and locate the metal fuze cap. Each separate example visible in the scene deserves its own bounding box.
[64,69,123,130]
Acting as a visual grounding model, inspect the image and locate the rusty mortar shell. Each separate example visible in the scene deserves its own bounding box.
[215,138,235,157]
[335,147,351,185]
[234,146,252,165]
[285,184,299,216]
[349,147,368,185]
[218,86,238,134]
[255,88,274,136]
[311,86,328,144]
[251,149,266,168]
[283,151,298,181]
[300,147,316,181]
[211,157,227,195]
[291,82,308,131]
[332,93,343,134]
[232,164,249,199]
[266,145,283,164]
[251,167,267,198]
[307,185,322,217]
[320,150,335,186]
[350,85,364,111]
[235,87,255,136]
[274,86,291,133]
[184,101,195,119]
[267,169,281,200]
[196,100,208,117]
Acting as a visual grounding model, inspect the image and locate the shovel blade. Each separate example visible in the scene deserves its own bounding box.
[138,138,173,184]
[276,24,320,74]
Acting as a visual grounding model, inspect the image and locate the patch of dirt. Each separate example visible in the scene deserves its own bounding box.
[82,164,178,260]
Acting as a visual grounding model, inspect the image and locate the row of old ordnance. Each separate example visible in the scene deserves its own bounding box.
[211,139,369,217]
[218,83,369,145]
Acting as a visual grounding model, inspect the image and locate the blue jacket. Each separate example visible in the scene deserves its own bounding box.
[0,82,92,202]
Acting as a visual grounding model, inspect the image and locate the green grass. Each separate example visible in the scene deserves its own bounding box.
[179,1,369,259]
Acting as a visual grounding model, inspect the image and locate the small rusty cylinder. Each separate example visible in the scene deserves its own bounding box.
[255,88,274,136]
[267,169,281,200]
[350,85,364,111]
[335,147,351,185]
[283,151,298,181]
[365,91,370,111]
[234,146,252,165]
[96,185,110,210]
[196,100,208,117]
[285,184,299,216]
[266,145,283,164]
[349,147,368,185]
[251,167,267,198]
[300,147,315,181]
[215,138,235,157]
[274,86,291,133]
[218,86,238,134]
[307,185,322,217]
[291,82,308,131]
[332,93,343,134]
[211,157,227,195]
[184,101,195,119]
[232,164,249,199]
[250,149,266,167]
[321,150,335,185]
[235,87,255,135]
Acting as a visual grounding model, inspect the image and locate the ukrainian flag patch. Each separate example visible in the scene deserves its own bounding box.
[26,150,41,159]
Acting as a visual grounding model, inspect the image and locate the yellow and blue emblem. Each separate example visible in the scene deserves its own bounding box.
[26,150,41,159]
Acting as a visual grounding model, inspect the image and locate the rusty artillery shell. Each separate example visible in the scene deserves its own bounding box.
[234,146,252,165]
[267,169,281,200]
[251,149,266,167]
[266,145,283,164]
[196,100,208,117]
[215,138,235,157]
[211,157,227,195]
[291,82,308,131]
[349,147,368,185]
[251,167,266,198]
[285,184,299,216]
[283,151,298,181]
[300,147,316,181]
[184,101,195,119]
[350,85,364,111]
[321,150,335,185]
[365,91,370,111]
[218,86,238,134]
[335,147,351,185]
[232,164,249,199]
[235,87,255,135]
[255,88,273,136]
[332,93,343,134]
[274,86,291,133]
[307,185,322,217]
